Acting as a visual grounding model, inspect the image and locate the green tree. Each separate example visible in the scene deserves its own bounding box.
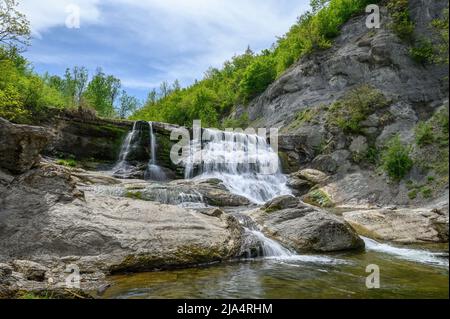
[0,0,30,51]
[239,55,276,101]
[84,68,121,117]
[118,90,140,119]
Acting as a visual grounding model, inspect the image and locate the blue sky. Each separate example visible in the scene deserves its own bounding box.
[19,0,310,101]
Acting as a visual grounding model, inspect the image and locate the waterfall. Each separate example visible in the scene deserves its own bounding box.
[144,122,167,181]
[114,122,138,172]
[184,129,291,204]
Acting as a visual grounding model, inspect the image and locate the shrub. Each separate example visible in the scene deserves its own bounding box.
[415,122,435,146]
[408,189,418,200]
[365,146,380,165]
[222,112,249,129]
[387,0,415,42]
[329,85,389,134]
[421,186,432,199]
[381,135,413,181]
[410,40,435,64]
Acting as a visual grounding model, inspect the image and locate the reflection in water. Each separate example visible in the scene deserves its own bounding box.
[103,247,449,299]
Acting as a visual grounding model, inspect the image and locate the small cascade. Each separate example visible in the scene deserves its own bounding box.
[362,237,449,267]
[114,122,138,172]
[184,129,291,204]
[233,213,293,258]
[144,122,167,181]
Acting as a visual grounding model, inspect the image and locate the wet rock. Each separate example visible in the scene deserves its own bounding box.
[0,118,53,174]
[248,197,364,252]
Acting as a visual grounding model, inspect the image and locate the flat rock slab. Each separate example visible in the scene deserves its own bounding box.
[343,204,449,244]
[0,164,244,275]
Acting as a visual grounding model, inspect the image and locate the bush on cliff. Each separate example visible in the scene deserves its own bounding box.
[381,135,414,181]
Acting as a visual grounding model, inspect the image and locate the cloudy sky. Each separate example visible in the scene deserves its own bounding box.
[18,0,310,100]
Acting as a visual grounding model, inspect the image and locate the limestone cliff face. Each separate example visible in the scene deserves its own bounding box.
[235,0,449,208]
[242,0,448,129]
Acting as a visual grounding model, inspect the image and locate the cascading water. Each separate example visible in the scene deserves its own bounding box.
[114,122,138,172]
[184,129,291,204]
[233,213,293,258]
[144,122,167,181]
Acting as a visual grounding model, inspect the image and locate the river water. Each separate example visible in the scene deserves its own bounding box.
[103,242,448,299]
[103,125,449,299]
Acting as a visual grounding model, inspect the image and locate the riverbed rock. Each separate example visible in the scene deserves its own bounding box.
[112,178,251,207]
[343,201,449,243]
[248,197,364,252]
[0,163,245,277]
[0,118,53,174]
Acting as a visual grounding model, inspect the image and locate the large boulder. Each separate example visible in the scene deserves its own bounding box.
[343,201,449,244]
[0,118,52,174]
[248,196,364,252]
[0,163,245,276]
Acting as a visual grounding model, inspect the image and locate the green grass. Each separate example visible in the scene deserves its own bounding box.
[415,122,435,146]
[125,191,143,200]
[56,159,77,168]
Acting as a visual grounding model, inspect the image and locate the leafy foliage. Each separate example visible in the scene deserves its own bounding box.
[415,122,434,146]
[0,0,30,50]
[432,8,449,65]
[328,85,389,134]
[387,0,415,42]
[381,135,413,181]
[132,0,379,126]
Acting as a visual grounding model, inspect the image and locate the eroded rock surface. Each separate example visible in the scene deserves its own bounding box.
[343,200,449,244]
[247,196,364,252]
[0,118,53,174]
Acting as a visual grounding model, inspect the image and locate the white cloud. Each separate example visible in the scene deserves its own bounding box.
[18,0,311,96]
[18,0,101,37]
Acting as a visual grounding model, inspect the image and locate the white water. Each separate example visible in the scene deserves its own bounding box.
[114,122,138,172]
[184,129,291,204]
[363,237,449,267]
[145,122,167,181]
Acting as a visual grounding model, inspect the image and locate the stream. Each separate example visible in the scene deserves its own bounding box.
[101,123,449,299]
[103,241,448,299]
